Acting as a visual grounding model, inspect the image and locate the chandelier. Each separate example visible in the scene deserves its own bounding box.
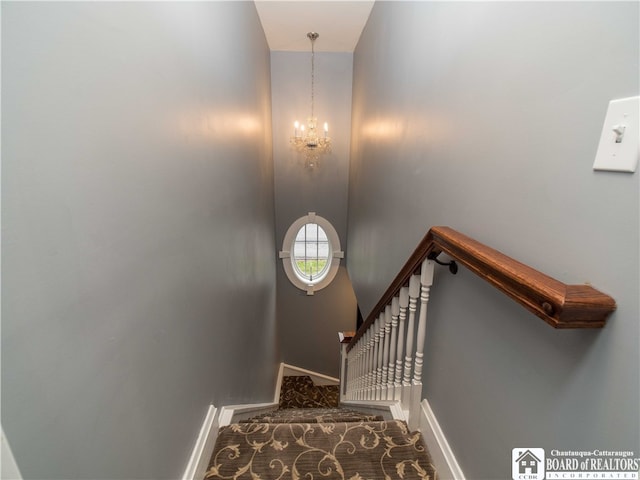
[291,32,331,168]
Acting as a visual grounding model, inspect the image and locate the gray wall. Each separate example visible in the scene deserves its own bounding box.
[271,51,356,377]
[348,2,639,479]
[2,3,277,479]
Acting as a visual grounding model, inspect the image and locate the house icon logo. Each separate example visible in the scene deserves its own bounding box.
[512,448,545,480]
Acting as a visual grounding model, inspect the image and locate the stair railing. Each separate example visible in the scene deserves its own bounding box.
[341,226,616,428]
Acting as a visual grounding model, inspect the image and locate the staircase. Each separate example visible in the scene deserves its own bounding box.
[204,376,437,479]
[194,226,594,480]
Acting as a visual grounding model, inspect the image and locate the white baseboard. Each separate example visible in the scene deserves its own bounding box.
[217,402,279,427]
[419,399,465,480]
[281,363,340,386]
[181,405,218,480]
[2,425,23,480]
[274,362,285,403]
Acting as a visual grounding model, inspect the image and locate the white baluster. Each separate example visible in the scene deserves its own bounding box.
[387,297,399,400]
[403,275,420,409]
[351,342,357,400]
[361,325,373,400]
[351,339,358,400]
[374,315,384,400]
[347,342,353,400]
[367,322,376,399]
[365,332,371,401]
[395,287,409,401]
[353,346,358,400]
[353,333,366,399]
[359,331,368,400]
[355,332,367,400]
[354,341,360,400]
[377,313,387,401]
[410,259,435,428]
[381,305,392,400]
[346,349,352,399]
[368,317,375,399]
[361,332,368,399]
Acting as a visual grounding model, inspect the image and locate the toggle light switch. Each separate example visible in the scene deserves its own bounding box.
[593,96,639,173]
[612,124,626,143]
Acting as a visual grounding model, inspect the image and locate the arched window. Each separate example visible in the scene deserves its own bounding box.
[279,213,343,295]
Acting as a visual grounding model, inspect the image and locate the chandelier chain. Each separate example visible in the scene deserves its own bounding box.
[310,34,315,119]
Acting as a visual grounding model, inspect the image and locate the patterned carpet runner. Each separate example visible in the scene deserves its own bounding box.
[240,407,384,424]
[278,375,339,409]
[205,376,437,479]
[206,418,437,479]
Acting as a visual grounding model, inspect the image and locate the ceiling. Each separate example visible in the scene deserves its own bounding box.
[254,1,375,52]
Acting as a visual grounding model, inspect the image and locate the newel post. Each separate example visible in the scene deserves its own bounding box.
[410,259,435,429]
[340,340,349,401]
[402,275,421,413]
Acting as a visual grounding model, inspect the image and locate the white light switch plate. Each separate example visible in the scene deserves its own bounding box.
[593,96,639,173]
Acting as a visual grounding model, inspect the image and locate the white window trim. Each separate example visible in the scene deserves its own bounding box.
[279,212,343,295]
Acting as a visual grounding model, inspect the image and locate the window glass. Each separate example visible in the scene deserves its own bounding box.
[293,223,330,281]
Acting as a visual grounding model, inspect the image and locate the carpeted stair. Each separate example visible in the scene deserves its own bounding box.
[278,375,340,409]
[240,407,384,424]
[205,377,437,479]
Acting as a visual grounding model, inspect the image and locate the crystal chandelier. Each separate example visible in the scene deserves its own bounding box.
[291,32,331,168]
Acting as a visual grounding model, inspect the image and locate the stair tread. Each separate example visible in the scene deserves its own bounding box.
[241,407,384,424]
[206,420,436,479]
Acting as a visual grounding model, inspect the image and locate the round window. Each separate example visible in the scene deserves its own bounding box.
[293,223,330,283]
[280,213,343,295]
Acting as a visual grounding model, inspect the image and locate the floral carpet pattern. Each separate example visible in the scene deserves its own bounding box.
[205,419,437,480]
[241,408,384,424]
[279,376,339,409]
[205,376,437,479]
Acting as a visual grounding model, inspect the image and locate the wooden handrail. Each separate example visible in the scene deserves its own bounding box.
[349,226,616,350]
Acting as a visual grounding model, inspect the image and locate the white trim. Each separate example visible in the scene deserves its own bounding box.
[218,403,279,427]
[181,405,218,480]
[281,363,340,386]
[274,362,285,403]
[2,426,23,480]
[419,399,465,480]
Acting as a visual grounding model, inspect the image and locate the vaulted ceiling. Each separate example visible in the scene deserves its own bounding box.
[254,1,375,52]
